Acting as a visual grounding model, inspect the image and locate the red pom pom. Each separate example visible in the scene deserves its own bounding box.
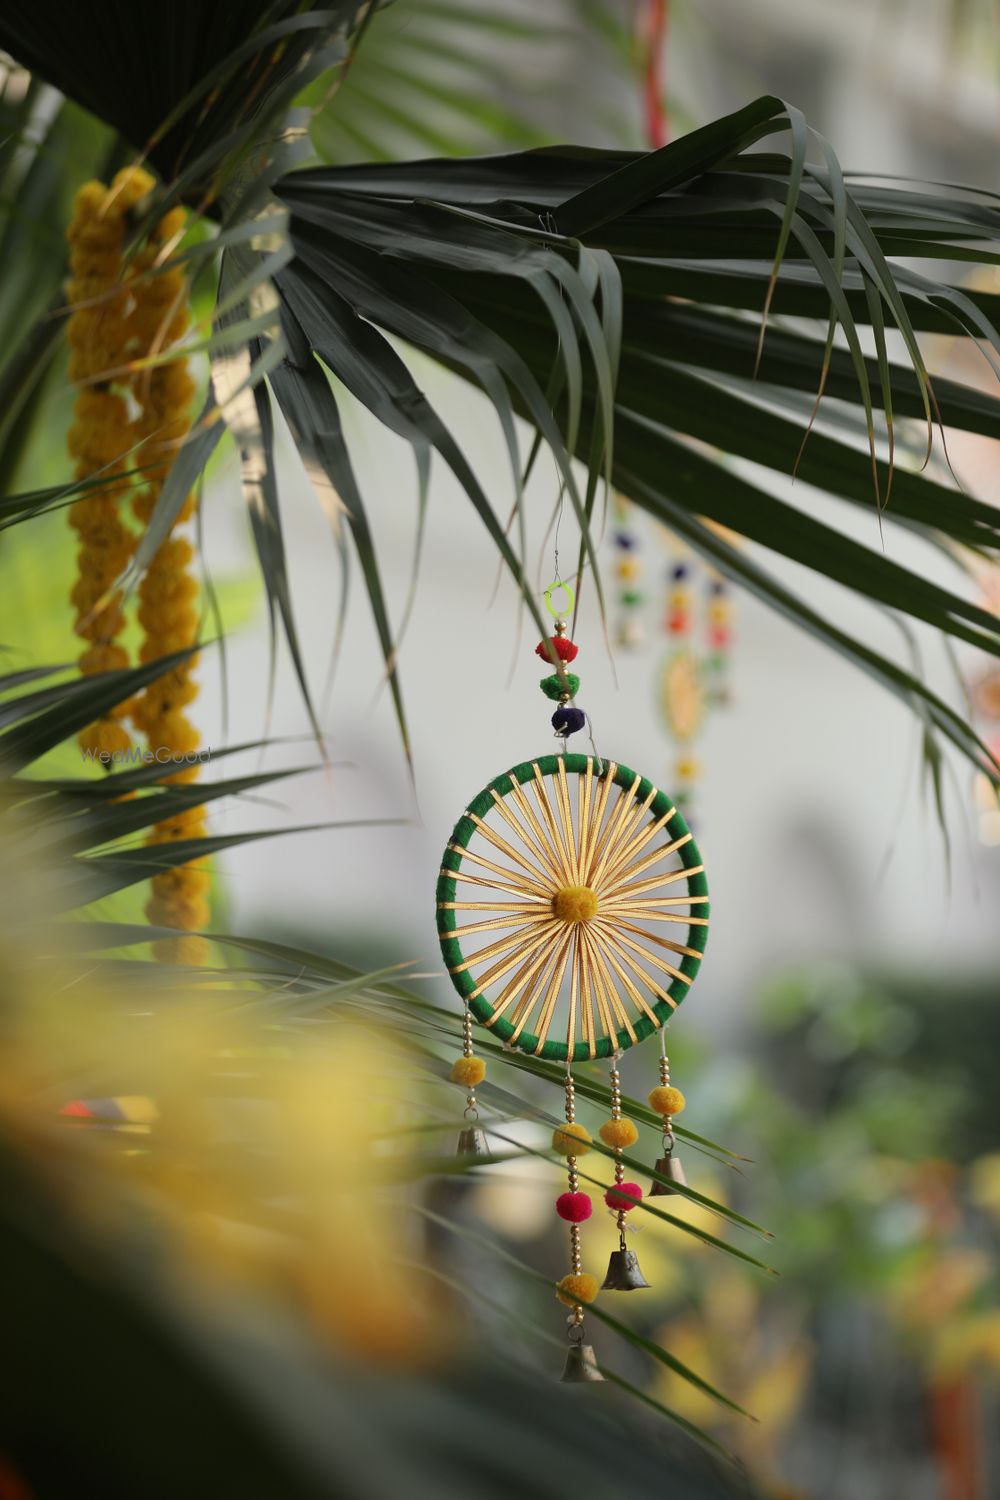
[604,1182,643,1212]
[667,614,689,635]
[59,1099,93,1119]
[535,635,578,663]
[556,1191,593,1223]
[708,626,731,648]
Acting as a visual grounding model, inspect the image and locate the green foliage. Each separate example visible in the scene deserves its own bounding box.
[2,14,996,787]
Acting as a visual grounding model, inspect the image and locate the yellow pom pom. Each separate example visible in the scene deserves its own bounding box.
[675,755,700,781]
[110,166,155,209]
[154,207,187,242]
[615,557,640,581]
[450,1056,485,1087]
[79,643,129,675]
[75,601,126,641]
[551,1121,592,1156]
[147,890,210,931]
[551,885,599,924]
[78,719,131,763]
[70,181,112,222]
[556,1273,599,1307]
[648,1085,686,1117]
[162,764,201,786]
[147,808,207,844]
[599,1117,639,1149]
[153,933,209,966]
[148,713,200,755]
[150,863,210,896]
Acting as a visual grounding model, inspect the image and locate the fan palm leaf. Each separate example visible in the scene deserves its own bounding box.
[0,5,994,785]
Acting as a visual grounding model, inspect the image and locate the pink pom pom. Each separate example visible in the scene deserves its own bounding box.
[556,1191,593,1223]
[604,1182,643,1212]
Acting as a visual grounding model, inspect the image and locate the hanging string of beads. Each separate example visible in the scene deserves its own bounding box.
[663,549,701,817]
[66,169,207,962]
[610,495,645,649]
[648,1030,688,1195]
[537,578,586,745]
[704,569,734,710]
[598,1059,649,1289]
[452,1003,487,1155]
[66,167,158,766]
[553,1071,598,1318]
[659,540,737,825]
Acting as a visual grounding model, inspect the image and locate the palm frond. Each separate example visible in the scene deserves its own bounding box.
[0,660,386,915]
[263,102,1000,781]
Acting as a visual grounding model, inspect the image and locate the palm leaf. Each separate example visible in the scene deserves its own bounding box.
[0,657,394,916]
[265,119,1000,781]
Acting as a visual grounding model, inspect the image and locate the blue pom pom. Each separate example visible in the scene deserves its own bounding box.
[613,531,637,550]
[670,563,689,581]
[552,706,586,737]
[709,578,727,595]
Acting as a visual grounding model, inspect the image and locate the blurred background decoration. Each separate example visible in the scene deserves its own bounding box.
[0,2,998,1498]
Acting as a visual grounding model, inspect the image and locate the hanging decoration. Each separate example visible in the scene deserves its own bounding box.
[66,167,157,764]
[610,496,646,649]
[65,169,207,963]
[659,541,734,822]
[972,660,1000,845]
[436,582,709,1381]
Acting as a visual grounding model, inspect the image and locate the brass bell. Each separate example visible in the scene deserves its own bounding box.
[560,1339,604,1383]
[456,1126,488,1156]
[601,1247,650,1291]
[649,1151,687,1196]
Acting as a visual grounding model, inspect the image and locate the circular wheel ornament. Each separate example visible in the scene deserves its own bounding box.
[436,754,709,1062]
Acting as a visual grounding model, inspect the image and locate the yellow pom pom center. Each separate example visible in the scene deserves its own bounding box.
[556,1272,599,1307]
[552,885,599,924]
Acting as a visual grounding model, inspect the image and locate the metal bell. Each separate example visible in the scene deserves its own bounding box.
[456,1126,488,1156]
[601,1247,650,1291]
[649,1151,687,1196]
[554,1332,602,1386]
[560,1340,604,1383]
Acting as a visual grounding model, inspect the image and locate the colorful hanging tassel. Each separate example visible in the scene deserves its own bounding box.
[556,1071,603,1380]
[649,1040,688,1195]
[599,1059,649,1290]
[453,1004,488,1155]
[611,496,645,648]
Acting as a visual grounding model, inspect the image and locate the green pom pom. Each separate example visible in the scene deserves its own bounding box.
[540,672,580,701]
[706,652,727,672]
[620,589,645,606]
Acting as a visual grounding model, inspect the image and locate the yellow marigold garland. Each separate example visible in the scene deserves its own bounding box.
[130,212,208,964]
[66,167,155,763]
[66,171,209,964]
